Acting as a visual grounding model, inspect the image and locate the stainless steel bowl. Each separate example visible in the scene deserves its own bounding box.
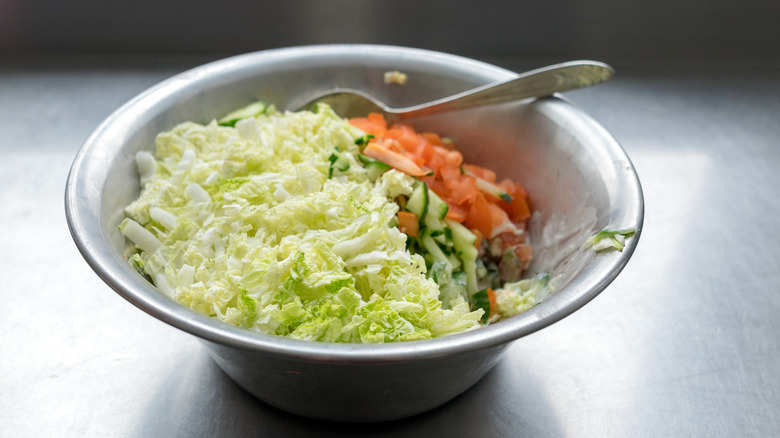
[65,45,643,423]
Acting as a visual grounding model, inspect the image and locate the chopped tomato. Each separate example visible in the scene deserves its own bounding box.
[464,192,493,238]
[513,244,533,267]
[385,124,421,152]
[471,228,484,248]
[494,231,526,252]
[413,141,435,163]
[462,164,497,183]
[445,175,479,206]
[488,203,511,234]
[502,193,531,222]
[444,150,463,167]
[444,203,468,222]
[439,164,461,182]
[496,178,515,195]
[494,180,531,222]
[380,138,403,153]
[421,176,451,198]
[349,112,387,136]
[399,148,426,167]
[421,132,442,146]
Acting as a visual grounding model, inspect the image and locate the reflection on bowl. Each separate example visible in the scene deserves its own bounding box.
[65,45,643,423]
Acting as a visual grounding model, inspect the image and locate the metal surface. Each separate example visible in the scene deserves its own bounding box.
[293,60,614,122]
[2,50,779,435]
[62,45,640,422]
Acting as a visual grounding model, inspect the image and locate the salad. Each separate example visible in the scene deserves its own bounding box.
[120,101,552,343]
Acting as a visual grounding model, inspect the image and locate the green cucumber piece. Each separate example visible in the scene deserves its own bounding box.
[461,251,479,295]
[406,182,429,229]
[446,219,479,294]
[427,189,450,219]
[422,234,452,269]
[446,251,462,271]
[446,219,477,247]
[218,101,267,127]
[357,154,392,180]
[365,161,391,180]
[423,213,446,236]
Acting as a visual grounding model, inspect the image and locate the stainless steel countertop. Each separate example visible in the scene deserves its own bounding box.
[2,55,779,437]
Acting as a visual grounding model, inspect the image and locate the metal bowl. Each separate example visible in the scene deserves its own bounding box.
[65,45,643,423]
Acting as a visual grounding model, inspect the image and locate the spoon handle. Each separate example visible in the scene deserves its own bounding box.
[394,60,614,120]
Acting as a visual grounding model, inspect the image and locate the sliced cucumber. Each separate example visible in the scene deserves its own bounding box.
[422,234,452,270]
[408,182,449,221]
[423,213,446,237]
[406,182,449,238]
[461,249,479,295]
[406,183,480,295]
[406,182,429,228]
[365,161,391,180]
[446,251,462,271]
[218,101,267,127]
[356,153,376,166]
[446,219,479,294]
[446,219,477,247]
[427,189,449,219]
[357,154,392,180]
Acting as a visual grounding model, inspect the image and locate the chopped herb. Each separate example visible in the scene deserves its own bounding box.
[473,289,491,323]
[328,147,350,178]
[354,134,375,147]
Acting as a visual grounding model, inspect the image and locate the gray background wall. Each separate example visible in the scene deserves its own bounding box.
[2,0,779,62]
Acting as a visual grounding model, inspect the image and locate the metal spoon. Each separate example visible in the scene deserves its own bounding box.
[294,60,614,123]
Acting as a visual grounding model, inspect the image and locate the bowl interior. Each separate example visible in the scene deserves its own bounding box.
[67,45,643,358]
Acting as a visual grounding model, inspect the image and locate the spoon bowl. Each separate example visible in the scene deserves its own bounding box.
[295,60,614,122]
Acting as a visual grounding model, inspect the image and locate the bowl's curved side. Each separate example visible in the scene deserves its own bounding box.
[201,338,508,423]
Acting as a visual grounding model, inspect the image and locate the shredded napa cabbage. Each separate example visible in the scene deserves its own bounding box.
[120,104,484,343]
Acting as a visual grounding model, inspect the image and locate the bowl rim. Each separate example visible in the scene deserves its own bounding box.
[65,44,644,362]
